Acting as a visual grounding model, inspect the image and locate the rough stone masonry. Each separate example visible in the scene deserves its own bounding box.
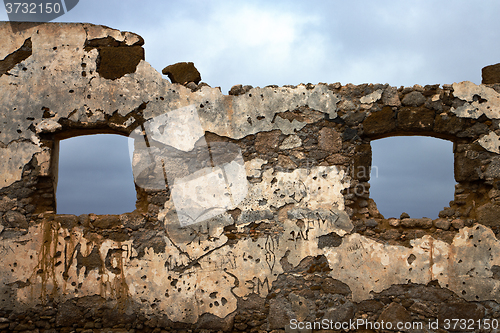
[1,22,500,332]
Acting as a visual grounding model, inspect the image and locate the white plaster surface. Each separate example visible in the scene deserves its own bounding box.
[360,89,383,104]
[0,141,41,188]
[452,81,500,119]
[478,131,500,154]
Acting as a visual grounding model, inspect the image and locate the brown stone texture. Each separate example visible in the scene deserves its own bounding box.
[438,303,485,330]
[397,108,435,131]
[482,63,500,84]
[377,302,412,328]
[454,144,484,182]
[97,45,144,80]
[353,144,372,181]
[477,203,500,227]
[318,127,342,153]
[255,130,281,154]
[382,86,401,106]
[321,277,351,295]
[363,107,396,136]
[268,296,291,330]
[401,217,433,228]
[55,301,84,327]
[83,35,145,80]
[326,153,350,165]
[277,154,297,170]
[434,218,451,230]
[91,215,121,229]
[401,91,426,107]
[162,61,201,84]
[433,113,464,135]
[409,301,435,317]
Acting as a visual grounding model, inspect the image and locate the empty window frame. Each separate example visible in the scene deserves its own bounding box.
[56,134,136,215]
[369,136,456,219]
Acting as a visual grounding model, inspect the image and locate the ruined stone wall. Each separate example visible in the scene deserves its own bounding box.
[1,22,500,332]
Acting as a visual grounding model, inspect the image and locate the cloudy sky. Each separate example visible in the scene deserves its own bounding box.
[3,1,499,218]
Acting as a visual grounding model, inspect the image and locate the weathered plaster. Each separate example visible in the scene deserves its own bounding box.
[477,131,500,154]
[451,81,500,119]
[2,22,500,331]
[0,141,41,187]
[360,89,383,104]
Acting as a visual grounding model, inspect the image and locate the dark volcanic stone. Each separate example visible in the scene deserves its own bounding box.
[397,109,435,131]
[3,211,28,229]
[433,113,464,135]
[197,312,235,331]
[401,91,426,107]
[363,107,396,136]
[162,62,201,84]
[255,130,280,154]
[92,215,121,229]
[55,301,83,327]
[454,144,484,182]
[318,127,342,153]
[321,277,351,295]
[268,296,291,330]
[377,302,412,327]
[324,302,355,322]
[438,303,485,330]
[97,45,144,80]
[482,63,500,84]
[318,232,343,248]
[477,203,500,227]
[357,299,384,312]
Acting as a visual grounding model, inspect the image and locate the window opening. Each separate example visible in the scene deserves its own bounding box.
[370,136,456,219]
[57,134,136,215]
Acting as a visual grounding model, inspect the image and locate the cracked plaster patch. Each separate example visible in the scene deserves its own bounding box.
[142,105,205,152]
[326,224,500,302]
[195,84,340,139]
[360,89,383,104]
[0,141,41,189]
[238,166,349,217]
[279,134,302,150]
[5,216,500,323]
[477,132,500,154]
[171,158,248,227]
[451,81,500,119]
[244,158,267,178]
[35,119,62,133]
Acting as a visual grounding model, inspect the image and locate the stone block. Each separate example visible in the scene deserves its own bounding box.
[397,108,435,131]
[401,91,426,107]
[3,211,28,229]
[434,218,451,230]
[477,203,500,227]
[377,302,412,329]
[482,63,500,84]
[162,61,201,84]
[97,45,144,80]
[438,303,485,328]
[363,107,396,137]
[454,144,483,182]
[255,130,280,154]
[318,127,342,153]
[433,113,465,135]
